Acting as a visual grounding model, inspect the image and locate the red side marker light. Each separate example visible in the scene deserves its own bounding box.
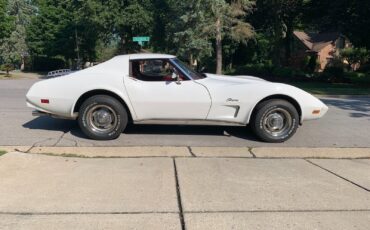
[41,99,49,104]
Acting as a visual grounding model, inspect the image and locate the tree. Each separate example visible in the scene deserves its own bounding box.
[95,0,153,54]
[0,0,13,40]
[251,0,304,66]
[208,0,255,74]
[27,0,100,67]
[174,0,212,66]
[176,0,254,74]
[0,0,36,70]
[305,0,370,49]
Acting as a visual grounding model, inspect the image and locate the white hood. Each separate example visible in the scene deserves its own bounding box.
[205,73,267,83]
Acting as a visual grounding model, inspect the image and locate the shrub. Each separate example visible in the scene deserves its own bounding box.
[30,56,66,71]
[340,47,370,70]
[358,63,370,73]
[233,64,311,82]
[233,63,273,77]
[0,63,14,76]
[319,66,347,83]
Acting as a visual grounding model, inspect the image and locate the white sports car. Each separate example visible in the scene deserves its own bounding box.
[26,54,328,142]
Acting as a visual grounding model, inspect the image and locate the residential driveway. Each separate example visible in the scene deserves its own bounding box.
[1,151,370,229]
[0,79,369,147]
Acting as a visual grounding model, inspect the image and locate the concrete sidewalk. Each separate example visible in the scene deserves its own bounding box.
[0,149,370,229]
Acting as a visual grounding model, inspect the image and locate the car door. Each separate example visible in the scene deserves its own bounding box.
[124,59,211,120]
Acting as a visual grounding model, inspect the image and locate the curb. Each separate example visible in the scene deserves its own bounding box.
[2,146,370,159]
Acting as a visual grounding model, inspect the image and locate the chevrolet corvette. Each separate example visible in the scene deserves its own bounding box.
[26,54,328,142]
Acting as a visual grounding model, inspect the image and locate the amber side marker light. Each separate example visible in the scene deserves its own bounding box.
[312,110,321,115]
[41,99,49,104]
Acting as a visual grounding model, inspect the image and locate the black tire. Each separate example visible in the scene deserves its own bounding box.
[78,95,128,140]
[251,99,299,143]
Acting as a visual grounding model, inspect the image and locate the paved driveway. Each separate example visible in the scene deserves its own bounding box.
[0,79,369,147]
[0,151,370,229]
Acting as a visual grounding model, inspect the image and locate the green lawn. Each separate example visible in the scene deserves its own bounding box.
[291,82,370,95]
[0,71,43,79]
[0,150,7,156]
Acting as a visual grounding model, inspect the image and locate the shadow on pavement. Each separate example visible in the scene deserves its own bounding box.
[23,116,77,132]
[22,116,259,141]
[321,97,370,118]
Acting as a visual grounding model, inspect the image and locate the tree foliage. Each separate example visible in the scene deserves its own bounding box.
[175,0,254,73]
[0,0,13,40]
[341,47,370,71]
[0,0,36,69]
[305,0,370,49]
[0,0,367,75]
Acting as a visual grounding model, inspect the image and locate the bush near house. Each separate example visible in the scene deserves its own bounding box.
[233,64,309,82]
[232,62,370,85]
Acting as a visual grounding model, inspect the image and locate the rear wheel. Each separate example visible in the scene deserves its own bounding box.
[78,95,128,140]
[251,99,299,143]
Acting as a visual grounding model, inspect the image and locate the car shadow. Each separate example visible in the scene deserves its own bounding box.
[321,97,370,118]
[23,116,77,132]
[22,116,259,141]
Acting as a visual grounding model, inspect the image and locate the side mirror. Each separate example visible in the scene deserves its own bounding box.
[171,72,177,80]
[199,66,206,73]
[172,71,182,85]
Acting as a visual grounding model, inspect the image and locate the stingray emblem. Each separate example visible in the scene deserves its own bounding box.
[227,98,239,102]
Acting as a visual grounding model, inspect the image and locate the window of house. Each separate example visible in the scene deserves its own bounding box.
[130,59,188,82]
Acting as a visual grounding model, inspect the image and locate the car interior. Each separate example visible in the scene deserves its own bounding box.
[130,59,187,82]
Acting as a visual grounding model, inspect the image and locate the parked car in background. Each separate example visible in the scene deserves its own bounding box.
[47,69,73,78]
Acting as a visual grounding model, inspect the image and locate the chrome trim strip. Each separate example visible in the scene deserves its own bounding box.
[134,119,245,126]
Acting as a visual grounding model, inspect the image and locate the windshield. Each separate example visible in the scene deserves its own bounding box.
[171,58,206,80]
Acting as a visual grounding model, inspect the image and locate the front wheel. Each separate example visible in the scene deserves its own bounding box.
[251,99,299,143]
[78,95,128,140]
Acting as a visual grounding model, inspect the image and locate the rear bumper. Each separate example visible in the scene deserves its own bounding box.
[31,110,77,120]
[32,110,49,117]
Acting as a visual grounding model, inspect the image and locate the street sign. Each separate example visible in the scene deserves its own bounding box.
[133,36,150,46]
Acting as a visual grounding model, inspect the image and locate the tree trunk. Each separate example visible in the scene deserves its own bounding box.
[216,17,223,75]
[285,20,293,66]
[75,28,81,70]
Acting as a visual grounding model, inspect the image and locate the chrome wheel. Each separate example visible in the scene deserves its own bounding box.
[262,108,292,137]
[86,105,118,134]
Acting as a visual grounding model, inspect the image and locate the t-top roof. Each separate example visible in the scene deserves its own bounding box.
[126,53,176,60]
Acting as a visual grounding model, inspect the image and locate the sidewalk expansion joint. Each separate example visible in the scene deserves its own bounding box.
[173,158,186,230]
[187,147,196,157]
[305,159,370,192]
[23,138,56,153]
[248,147,256,158]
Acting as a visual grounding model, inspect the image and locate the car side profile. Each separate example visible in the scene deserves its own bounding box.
[26,53,328,143]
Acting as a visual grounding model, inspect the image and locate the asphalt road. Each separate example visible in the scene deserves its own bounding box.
[1,79,369,147]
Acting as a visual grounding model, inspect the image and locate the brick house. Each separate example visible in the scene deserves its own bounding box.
[292,31,351,71]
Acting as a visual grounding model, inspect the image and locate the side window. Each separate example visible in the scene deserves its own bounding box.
[130,59,187,82]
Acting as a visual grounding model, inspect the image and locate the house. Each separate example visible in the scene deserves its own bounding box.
[292,31,351,71]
